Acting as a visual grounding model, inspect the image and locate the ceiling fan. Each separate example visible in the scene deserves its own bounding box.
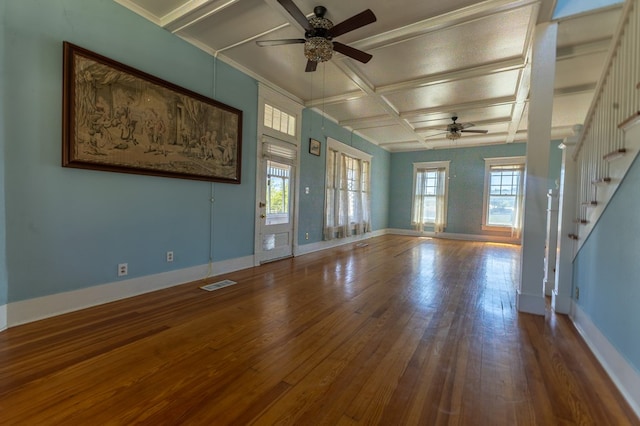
[256,0,376,72]
[427,116,489,140]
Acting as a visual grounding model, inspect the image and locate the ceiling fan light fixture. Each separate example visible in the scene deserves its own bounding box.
[305,37,333,62]
[446,131,461,140]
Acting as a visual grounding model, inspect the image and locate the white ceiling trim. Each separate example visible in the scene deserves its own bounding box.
[113,0,162,25]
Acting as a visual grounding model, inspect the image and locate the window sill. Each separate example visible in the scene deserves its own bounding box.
[481,225,514,233]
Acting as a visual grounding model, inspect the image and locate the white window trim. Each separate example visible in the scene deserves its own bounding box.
[324,137,372,239]
[326,137,372,162]
[412,160,450,227]
[257,84,302,145]
[482,156,526,232]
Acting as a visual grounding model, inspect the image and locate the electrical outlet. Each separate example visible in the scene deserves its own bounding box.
[166,251,174,262]
[118,263,128,277]
[305,232,309,240]
[575,287,580,300]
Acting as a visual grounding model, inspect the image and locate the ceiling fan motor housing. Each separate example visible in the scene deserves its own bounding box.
[304,6,334,62]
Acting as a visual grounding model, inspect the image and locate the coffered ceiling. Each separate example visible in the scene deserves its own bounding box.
[114,0,623,151]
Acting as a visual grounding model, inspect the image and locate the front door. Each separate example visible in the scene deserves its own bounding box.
[255,137,297,264]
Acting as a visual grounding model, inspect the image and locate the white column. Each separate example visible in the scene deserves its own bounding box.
[544,188,559,296]
[552,129,580,314]
[517,22,558,315]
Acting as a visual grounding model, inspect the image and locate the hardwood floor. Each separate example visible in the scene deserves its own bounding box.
[0,235,637,425]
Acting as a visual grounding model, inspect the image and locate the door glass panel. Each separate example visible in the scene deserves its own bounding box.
[266,160,291,225]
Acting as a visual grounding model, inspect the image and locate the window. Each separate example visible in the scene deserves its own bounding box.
[482,156,525,236]
[324,138,372,240]
[266,161,290,225]
[264,104,296,136]
[411,161,449,233]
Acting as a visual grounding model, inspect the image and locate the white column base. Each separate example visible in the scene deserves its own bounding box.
[544,278,555,296]
[551,289,571,314]
[516,290,546,315]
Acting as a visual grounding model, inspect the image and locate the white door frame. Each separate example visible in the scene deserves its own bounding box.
[254,84,303,266]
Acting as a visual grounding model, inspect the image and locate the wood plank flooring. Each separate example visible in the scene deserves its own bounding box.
[0,235,637,425]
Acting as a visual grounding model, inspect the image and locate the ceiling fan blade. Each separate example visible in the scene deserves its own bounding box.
[332,42,373,63]
[305,60,318,72]
[423,131,450,139]
[256,39,305,47]
[459,122,475,130]
[277,0,312,31]
[328,9,376,38]
[461,129,489,134]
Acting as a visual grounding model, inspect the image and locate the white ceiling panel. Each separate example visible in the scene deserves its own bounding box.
[182,0,288,50]
[555,52,608,89]
[320,98,389,123]
[552,92,595,128]
[354,6,533,87]
[356,124,419,144]
[557,7,622,47]
[385,69,520,113]
[119,0,190,19]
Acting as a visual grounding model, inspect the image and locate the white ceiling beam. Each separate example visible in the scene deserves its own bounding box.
[162,0,240,33]
[399,96,516,120]
[305,91,368,108]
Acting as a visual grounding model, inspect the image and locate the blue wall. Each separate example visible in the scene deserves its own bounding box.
[3,0,258,302]
[0,0,7,306]
[299,110,390,245]
[389,141,563,235]
[553,0,624,19]
[389,143,527,235]
[573,155,640,374]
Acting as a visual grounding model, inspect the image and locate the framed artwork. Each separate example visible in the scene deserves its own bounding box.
[62,42,243,183]
[309,138,321,156]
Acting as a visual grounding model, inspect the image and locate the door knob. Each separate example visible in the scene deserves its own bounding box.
[260,214,266,219]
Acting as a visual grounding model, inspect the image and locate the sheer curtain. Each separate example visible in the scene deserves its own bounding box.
[324,149,371,240]
[412,166,447,233]
[511,165,525,238]
[434,168,447,233]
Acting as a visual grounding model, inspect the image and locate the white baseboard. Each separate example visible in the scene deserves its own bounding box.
[571,302,640,418]
[516,290,546,315]
[386,228,521,244]
[0,304,6,332]
[295,229,389,256]
[6,255,254,328]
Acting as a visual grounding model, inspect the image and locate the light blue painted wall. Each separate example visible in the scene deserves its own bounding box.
[0,0,8,306]
[553,0,624,19]
[389,144,527,234]
[389,141,563,235]
[298,109,390,244]
[4,0,258,302]
[573,155,640,374]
